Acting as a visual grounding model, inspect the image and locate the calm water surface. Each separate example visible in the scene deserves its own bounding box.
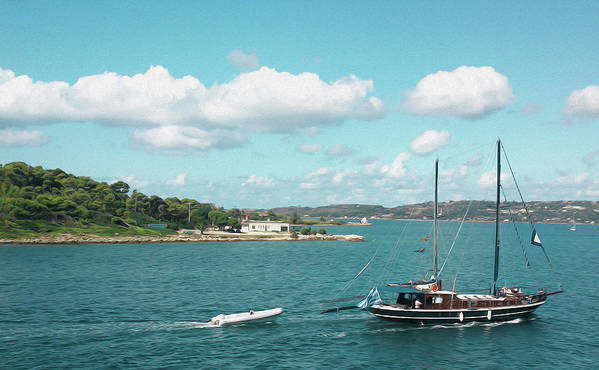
[1,221,597,369]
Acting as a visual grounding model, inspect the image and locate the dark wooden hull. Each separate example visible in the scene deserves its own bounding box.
[369,299,546,324]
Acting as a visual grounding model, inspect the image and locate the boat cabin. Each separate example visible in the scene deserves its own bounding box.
[389,283,547,310]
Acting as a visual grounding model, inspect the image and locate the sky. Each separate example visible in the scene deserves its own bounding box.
[1,1,598,209]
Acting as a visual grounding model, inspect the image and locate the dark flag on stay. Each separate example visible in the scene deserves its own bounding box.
[531,229,542,247]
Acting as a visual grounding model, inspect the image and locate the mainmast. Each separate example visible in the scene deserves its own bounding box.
[433,159,439,279]
[492,139,501,295]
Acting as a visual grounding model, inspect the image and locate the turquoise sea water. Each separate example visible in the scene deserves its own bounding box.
[1,221,597,369]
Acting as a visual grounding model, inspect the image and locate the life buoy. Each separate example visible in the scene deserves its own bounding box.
[431,284,439,292]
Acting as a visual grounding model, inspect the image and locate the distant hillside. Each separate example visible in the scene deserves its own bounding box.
[270,201,599,224]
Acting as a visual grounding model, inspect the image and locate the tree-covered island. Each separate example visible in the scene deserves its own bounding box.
[0,162,349,242]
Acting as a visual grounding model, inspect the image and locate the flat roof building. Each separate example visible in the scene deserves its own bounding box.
[241,220,289,233]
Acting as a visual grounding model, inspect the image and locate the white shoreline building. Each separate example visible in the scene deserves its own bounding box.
[241,220,290,233]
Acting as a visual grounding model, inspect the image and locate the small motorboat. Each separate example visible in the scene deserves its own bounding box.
[209,307,283,327]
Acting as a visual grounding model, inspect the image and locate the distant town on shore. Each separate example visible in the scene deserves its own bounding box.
[266,201,598,225]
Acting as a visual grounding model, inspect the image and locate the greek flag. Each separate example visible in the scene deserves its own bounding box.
[357,287,382,309]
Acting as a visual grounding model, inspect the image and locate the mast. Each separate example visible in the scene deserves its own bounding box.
[492,139,501,295]
[433,159,439,279]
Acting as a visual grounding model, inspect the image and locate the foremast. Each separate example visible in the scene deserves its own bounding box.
[493,139,501,296]
[433,159,439,280]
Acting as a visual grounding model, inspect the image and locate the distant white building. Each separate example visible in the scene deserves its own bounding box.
[241,220,290,233]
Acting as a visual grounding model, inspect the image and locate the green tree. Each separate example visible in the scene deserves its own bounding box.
[208,210,230,230]
[110,181,130,194]
[289,212,299,224]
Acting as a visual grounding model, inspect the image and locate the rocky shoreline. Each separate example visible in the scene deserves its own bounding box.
[0,232,364,245]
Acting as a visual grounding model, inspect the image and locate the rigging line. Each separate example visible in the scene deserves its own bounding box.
[451,223,473,292]
[437,144,497,291]
[438,199,473,277]
[334,238,381,299]
[441,139,496,165]
[501,186,540,288]
[380,222,407,284]
[378,209,416,286]
[500,142,563,289]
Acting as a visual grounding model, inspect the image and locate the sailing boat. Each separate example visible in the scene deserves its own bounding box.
[362,140,563,324]
[569,220,576,232]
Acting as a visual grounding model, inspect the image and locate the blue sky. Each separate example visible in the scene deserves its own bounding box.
[1,1,598,208]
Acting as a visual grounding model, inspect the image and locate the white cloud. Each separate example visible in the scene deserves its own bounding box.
[582,150,599,168]
[307,167,330,178]
[440,165,468,184]
[131,125,245,154]
[402,66,515,118]
[299,182,319,189]
[362,159,381,175]
[381,153,411,178]
[0,66,384,132]
[553,172,589,186]
[242,174,275,188]
[477,169,509,188]
[409,130,450,155]
[0,128,49,147]
[333,172,345,184]
[123,174,150,188]
[326,143,354,157]
[227,49,260,70]
[564,85,599,117]
[466,153,484,166]
[298,143,323,154]
[167,173,187,187]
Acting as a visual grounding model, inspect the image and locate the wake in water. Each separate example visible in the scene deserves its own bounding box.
[174,321,219,329]
[422,317,535,331]
[173,320,280,329]
[360,316,539,334]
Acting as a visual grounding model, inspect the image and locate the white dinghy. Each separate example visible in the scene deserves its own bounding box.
[209,307,283,327]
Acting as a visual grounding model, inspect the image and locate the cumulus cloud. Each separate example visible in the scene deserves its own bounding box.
[552,172,589,186]
[440,165,468,184]
[360,157,381,175]
[123,174,150,188]
[227,49,260,70]
[564,85,599,117]
[409,130,450,155]
[402,66,515,118]
[307,167,331,179]
[381,153,411,178]
[0,66,384,132]
[0,128,49,147]
[242,174,275,188]
[298,167,359,191]
[466,153,484,167]
[298,143,323,154]
[299,182,319,189]
[167,173,187,187]
[477,168,509,188]
[333,172,345,184]
[131,125,245,154]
